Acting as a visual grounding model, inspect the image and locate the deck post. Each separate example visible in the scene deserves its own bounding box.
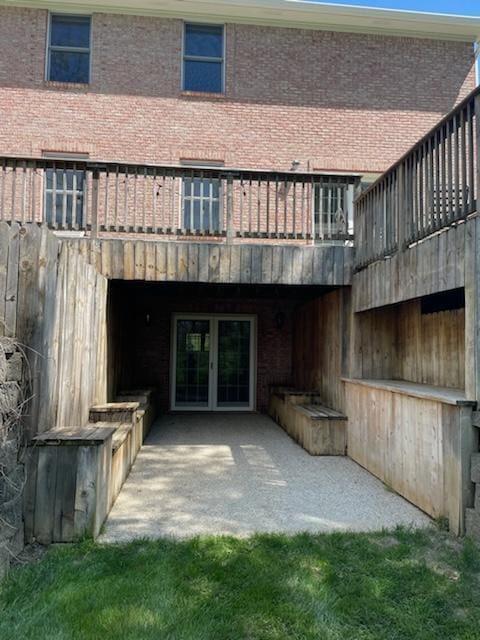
[464,92,480,403]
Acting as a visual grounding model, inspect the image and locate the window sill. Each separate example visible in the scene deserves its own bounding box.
[44,80,90,90]
[180,90,226,100]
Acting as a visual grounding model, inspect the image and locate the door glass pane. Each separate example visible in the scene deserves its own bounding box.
[217,320,251,408]
[175,320,210,406]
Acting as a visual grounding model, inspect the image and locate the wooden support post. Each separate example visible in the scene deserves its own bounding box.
[226,174,235,244]
[465,93,480,403]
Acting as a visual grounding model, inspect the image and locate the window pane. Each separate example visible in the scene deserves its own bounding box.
[185,24,223,58]
[183,200,191,228]
[49,50,89,83]
[45,169,85,227]
[51,15,91,48]
[184,60,222,93]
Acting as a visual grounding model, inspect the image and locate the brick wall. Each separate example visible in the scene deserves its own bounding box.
[0,7,476,173]
[111,283,299,412]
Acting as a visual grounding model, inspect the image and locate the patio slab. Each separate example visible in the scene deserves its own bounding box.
[100,413,431,542]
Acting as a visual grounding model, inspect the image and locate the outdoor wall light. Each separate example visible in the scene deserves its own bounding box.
[275,311,286,331]
[145,313,151,327]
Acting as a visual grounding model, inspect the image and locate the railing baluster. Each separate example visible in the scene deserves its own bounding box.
[114,166,119,232]
[161,169,166,233]
[90,168,99,239]
[72,163,78,230]
[124,167,129,232]
[454,111,460,218]
[301,178,306,240]
[133,165,138,232]
[30,162,36,223]
[257,177,261,235]
[468,100,475,212]
[226,174,234,242]
[285,176,297,238]
[152,166,157,234]
[447,119,453,224]
[142,166,147,231]
[461,106,468,217]
[248,175,252,235]
[440,125,446,229]
[266,177,270,237]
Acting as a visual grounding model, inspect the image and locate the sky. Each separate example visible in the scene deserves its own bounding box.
[308,0,480,16]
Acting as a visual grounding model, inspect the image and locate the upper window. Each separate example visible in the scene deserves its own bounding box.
[183,24,224,93]
[47,14,91,84]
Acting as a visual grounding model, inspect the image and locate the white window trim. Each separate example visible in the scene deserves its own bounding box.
[45,12,93,83]
[181,22,226,94]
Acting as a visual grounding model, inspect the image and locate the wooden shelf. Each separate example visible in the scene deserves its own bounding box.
[341,378,474,406]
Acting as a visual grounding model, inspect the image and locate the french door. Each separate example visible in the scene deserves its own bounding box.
[171,314,256,411]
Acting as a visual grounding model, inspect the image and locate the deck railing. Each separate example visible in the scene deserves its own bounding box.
[355,86,480,270]
[0,157,357,243]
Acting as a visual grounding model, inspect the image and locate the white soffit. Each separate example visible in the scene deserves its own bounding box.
[1,0,480,41]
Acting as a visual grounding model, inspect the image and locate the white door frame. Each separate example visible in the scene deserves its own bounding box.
[170,313,257,412]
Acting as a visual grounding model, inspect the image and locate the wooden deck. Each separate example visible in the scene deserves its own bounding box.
[73,238,354,286]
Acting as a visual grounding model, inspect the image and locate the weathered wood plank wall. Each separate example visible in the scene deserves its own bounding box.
[344,380,475,534]
[353,221,467,312]
[0,222,108,436]
[292,290,465,414]
[292,289,349,413]
[75,238,354,286]
[352,301,465,389]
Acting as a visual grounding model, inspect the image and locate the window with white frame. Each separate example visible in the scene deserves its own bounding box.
[183,23,224,93]
[182,177,221,232]
[44,167,86,228]
[47,14,91,83]
[313,181,354,239]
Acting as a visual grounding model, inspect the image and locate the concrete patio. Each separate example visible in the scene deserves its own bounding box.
[100,414,431,542]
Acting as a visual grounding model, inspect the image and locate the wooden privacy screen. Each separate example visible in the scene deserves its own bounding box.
[0,222,108,436]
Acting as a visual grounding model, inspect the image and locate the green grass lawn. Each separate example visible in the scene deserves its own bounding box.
[1,527,480,640]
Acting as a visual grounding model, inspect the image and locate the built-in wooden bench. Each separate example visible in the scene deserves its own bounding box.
[29,394,157,543]
[89,402,142,509]
[31,423,116,543]
[269,388,347,455]
[116,389,156,441]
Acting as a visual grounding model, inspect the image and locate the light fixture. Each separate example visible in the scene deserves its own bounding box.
[275,311,286,331]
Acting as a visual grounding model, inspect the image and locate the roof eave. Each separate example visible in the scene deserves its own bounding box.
[1,0,480,41]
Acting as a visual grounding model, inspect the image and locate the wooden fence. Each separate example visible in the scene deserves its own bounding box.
[0,158,356,243]
[0,222,108,437]
[355,86,480,270]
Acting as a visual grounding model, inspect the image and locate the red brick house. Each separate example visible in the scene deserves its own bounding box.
[1,0,480,543]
